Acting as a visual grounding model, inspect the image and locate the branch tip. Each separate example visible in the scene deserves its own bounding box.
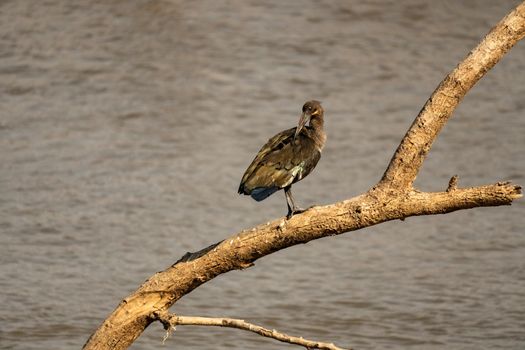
[495,182,522,197]
[511,184,522,198]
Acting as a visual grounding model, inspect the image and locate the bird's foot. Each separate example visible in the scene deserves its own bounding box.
[286,206,315,220]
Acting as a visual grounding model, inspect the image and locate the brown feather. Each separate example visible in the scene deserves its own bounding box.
[238,126,321,195]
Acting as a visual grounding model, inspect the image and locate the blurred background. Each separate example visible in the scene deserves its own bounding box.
[1,1,524,349]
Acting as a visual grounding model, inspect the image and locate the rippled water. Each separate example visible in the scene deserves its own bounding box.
[1,1,524,349]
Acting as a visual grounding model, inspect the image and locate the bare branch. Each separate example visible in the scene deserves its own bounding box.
[83,3,525,350]
[379,2,525,190]
[154,312,350,350]
[83,181,521,350]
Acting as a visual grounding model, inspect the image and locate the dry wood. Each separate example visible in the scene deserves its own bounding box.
[83,3,525,350]
[155,312,349,350]
[379,1,525,190]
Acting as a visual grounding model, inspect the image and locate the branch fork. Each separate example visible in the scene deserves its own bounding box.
[83,3,525,350]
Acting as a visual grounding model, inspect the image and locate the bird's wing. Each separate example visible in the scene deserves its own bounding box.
[239,127,295,191]
[239,127,320,192]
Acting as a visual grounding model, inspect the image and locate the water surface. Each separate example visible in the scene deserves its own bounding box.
[1,1,524,349]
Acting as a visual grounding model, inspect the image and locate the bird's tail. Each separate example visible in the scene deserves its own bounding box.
[250,187,279,201]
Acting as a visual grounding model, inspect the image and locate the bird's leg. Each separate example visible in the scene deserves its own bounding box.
[284,186,305,219]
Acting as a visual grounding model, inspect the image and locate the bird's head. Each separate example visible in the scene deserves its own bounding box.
[295,100,323,139]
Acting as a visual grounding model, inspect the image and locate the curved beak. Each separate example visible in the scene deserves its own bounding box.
[294,112,310,139]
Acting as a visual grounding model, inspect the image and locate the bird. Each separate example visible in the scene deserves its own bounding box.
[238,100,326,219]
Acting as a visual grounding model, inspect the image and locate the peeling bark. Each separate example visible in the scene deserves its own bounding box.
[83,3,525,350]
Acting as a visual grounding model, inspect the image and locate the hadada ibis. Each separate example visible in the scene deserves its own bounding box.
[238,100,326,219]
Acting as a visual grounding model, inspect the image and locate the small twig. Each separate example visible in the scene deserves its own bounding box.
[447,175,459,192]
[154,311,350,350]
[161,324,175,345]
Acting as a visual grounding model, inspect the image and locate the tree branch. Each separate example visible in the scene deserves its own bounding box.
[154,312,349,350]
[83,3,525,350]
[379,2,525,190]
